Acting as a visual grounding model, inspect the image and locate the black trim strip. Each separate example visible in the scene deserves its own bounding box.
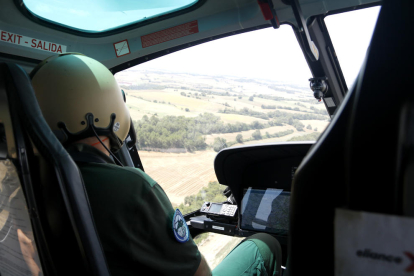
[317,17,348,96]
[13,0,207,38]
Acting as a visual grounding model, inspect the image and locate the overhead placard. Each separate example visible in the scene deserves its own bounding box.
[0,30,66,54]
[335,209,414,275]
[113,39,130,58]
[141,20,199,48]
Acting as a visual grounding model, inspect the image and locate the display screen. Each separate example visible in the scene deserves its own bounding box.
[209,203,222,214]
[241,188,290,235]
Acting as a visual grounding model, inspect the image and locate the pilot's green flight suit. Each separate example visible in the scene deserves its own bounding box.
[68,144,281,276]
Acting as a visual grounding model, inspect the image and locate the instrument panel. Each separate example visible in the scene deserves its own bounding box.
[188,142,314,241]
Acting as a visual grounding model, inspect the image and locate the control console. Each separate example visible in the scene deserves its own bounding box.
[200,202,238,218]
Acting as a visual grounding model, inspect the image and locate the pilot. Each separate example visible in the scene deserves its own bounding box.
[31,53,282,276]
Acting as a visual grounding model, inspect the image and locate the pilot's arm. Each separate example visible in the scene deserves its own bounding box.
[194,254,212,276]
[81,164,206,275]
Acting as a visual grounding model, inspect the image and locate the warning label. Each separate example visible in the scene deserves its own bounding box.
[141,20,199,48]
[113,39,130,58]
[0,30,67,54]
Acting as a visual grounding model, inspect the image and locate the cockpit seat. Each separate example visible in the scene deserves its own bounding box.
[0,62,111,275]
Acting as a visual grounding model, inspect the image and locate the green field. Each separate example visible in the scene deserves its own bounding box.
[117,69,330,203]
[120,69,329,151]
[204,125,296,144]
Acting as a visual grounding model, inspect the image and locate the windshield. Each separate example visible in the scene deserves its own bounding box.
[23,0,199,32]
[116,24,330,268]
[325,6,381,89]
[116,24,330,212]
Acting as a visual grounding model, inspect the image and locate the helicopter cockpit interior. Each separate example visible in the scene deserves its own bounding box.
[1,0,413,275]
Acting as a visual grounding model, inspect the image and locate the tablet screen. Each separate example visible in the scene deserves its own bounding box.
[241,188,290,235]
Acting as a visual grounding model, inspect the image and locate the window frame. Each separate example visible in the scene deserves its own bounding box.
[13,0,207,38]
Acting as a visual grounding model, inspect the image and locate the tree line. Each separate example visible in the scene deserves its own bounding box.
[220,107,327,122]
[288,132,321,141]
[134,113,270,152]
[212,129,295,152]
[133,108,326,151]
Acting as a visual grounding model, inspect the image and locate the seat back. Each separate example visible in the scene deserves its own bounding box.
[288,0,413,275]
[0,62,111,276]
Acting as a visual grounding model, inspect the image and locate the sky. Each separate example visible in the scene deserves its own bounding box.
[135,6,381,89]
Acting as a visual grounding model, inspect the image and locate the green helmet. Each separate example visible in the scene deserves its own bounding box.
[31,53,130,152]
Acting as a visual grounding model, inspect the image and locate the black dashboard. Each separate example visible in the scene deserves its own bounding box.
[188,142,314,243]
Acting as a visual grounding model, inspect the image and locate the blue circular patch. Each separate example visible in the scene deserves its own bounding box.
[172,209,189,243]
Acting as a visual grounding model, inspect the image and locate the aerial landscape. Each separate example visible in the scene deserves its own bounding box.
[115,67,330,267]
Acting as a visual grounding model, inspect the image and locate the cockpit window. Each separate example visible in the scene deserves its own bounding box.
[116,25,329,268]
[325,7,381,89]
[116,25,329,214]
[22,0,199,33]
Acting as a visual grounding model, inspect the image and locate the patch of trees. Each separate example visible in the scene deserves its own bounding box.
[220,107,269,120]
[288,132,321,141]
[211,129,296,151]
[213,137,227,152]
[220,107,327,121]
[270,110,327,121]
[202,90,231,97]
[250,129,294,141]
[310,106,328,115]
[277,105,315,113]
[236,134,243,143]
[134,113,273,151]
[134,115,206,152]
[252,93,328,116]
[271,129,294,138]
[177,87,231,97]
[249,96,254,101]
[292,119,305,131]
[277,105,294,111]
[256,94,285,101]
[232,129,294,145]
[252,130,262,140]
[261,104,276,109]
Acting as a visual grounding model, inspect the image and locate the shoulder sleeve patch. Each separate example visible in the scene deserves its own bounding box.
[172,209,189,243]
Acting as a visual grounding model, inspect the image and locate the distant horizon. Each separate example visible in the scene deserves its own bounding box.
[117,67,311,89]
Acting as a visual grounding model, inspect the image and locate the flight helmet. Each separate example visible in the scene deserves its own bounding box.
[31,53,130,152]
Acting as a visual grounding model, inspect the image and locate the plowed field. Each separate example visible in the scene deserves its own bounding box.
[139,150,218,206]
